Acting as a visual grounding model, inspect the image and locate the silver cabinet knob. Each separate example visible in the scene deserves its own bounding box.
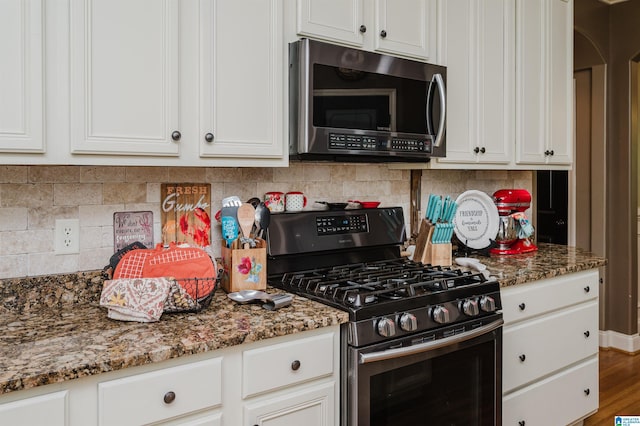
[163,391,176,404]
[205,133,214,143]
[171,131,181,141]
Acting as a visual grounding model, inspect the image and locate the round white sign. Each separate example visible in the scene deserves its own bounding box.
[453,190,499,250]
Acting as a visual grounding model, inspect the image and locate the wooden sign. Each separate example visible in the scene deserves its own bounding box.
[161,183,212,247]
[113,211,154,251]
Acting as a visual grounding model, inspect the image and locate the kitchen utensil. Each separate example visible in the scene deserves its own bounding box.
[227,290,293,310]
[246,197,261,208]
[453,190,499,250]
[254,202,270,239]
[221,205,239,248]
[222,195,242,207]
[315,201,348,210]
[264,192,285,212]
[285,191,307,212]
[236,203,256,248]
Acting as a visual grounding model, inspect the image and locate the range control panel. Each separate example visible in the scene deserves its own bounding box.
[316,214,368,235]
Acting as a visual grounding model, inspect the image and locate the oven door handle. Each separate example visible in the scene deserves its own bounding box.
[359,319,503,364]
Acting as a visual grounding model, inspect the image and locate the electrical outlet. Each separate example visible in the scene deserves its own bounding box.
[54,219,80,254]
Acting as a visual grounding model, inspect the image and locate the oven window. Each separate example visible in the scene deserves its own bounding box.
[368,340,496,426]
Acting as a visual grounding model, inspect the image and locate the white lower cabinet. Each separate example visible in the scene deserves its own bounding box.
[0,326,340,426]
[244,382,335,426]
[501,270,600,425]
[0,390,68,426]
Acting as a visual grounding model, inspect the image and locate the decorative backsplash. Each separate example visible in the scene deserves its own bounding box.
[0,165,531,279]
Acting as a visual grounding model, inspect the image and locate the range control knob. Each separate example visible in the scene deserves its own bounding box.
[399,313,418,332]
[461,299,480,317]
[480,296,497,313]
[377,317,397,337]
[432,305,450,324]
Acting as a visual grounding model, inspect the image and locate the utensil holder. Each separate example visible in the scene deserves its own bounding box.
[220,238,267,293]
[414,219,452,266]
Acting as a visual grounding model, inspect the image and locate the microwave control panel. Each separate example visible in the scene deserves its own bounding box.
[329,133,432,154]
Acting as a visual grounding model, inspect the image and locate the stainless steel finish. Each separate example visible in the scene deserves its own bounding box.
[430,73,446,148]
[289,38,447,161]
[358,319,503,364]
[480,295,497,312]
[462,299,480,316]
[399,312,418,332]
[432,305,450,324]
[494,215,518,250]
[376,318,396,337]
[205,133,214,142]
[171,130,181,141]
[266,207,405,257]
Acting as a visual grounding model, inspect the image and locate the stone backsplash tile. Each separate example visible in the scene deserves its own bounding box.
[0,165,532,279]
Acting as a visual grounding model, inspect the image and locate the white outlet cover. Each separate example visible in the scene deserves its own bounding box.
[54,219,80,254]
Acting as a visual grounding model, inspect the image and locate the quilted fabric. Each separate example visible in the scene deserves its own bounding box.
[100,277,173,322]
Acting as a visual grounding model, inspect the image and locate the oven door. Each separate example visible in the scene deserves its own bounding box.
[346,318,502,426]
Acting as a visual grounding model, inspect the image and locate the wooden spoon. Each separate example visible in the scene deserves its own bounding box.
[236,203,256,249]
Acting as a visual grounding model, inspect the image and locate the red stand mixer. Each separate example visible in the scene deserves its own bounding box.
[490,189,538,255]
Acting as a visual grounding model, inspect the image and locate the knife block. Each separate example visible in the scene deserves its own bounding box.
[413,219,452,266]
[220,238,267,292]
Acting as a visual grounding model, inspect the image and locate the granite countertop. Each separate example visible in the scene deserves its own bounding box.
[0,273,348,396]
[0,243,606,397]
[479,243,607,287]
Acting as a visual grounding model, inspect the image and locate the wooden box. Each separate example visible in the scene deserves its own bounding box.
[220,238,267,292]
[413,219,452,266]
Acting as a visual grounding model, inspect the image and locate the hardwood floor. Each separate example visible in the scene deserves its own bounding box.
[584,349,640,425]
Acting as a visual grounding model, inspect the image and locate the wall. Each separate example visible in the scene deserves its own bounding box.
[0,165,531,279]
[575,0,639,336]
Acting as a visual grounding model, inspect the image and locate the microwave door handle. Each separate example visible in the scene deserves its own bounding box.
[432,73,446,148]
[426,76,436,136]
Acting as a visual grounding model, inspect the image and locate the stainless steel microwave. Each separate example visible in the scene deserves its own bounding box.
[289,39,446,163]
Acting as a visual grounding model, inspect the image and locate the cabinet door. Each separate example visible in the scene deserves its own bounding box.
[0,0,44,153]
[515,0,572,166]
[374,0,437,61]
[70,0,180,156]
[433,0,513,167]
[297,0,365,47]
[199,0,285,160]
[245,382,336,426]
[0,391,68,426]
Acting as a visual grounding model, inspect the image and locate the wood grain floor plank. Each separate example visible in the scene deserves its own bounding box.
[584,350,640,425]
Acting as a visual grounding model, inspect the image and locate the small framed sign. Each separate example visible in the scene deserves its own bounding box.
[113,211,154,251]
[161,183,212,247]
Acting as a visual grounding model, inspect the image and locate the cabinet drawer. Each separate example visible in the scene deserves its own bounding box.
[0,390,67,426]
[243,331,335,398]
[98,357,222,426]
[503,356,598,425]
[503,301,598,393]
[501,269,598,325]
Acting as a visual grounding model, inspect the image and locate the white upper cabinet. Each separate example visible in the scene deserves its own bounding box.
[0,0,45,153]
[69,0,181,156]
[433,0,514,168]
[515,0,573,166]
[199,0,285,161]
[297,0,437,62]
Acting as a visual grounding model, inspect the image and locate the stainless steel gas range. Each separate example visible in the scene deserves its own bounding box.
[267,207,502,426]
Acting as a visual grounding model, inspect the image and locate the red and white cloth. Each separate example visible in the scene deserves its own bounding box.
[100,277,173,322]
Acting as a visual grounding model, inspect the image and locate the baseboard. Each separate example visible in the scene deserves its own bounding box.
[599,330,640,353]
